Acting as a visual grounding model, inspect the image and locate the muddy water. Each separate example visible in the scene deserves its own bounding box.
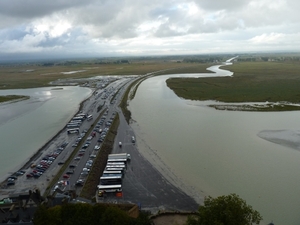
[129,66,300,225]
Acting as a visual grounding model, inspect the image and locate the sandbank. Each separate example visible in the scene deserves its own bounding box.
[129,121,204,205]
[258,129,300,151]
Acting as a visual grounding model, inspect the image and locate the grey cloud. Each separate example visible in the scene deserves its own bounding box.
[193,0,249,11]
[0,0,300,58]
[0,0,95,19]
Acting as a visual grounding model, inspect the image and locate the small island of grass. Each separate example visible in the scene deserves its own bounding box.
[166,60,300,111]
[0,95,30,103]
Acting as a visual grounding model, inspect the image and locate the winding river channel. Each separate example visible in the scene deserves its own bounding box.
[128,65,300,225]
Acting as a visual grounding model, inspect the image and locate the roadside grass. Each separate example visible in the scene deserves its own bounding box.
[118,63,214,123]
[44,102,106,197]
[166,61,300,106]
[80,114,119,200]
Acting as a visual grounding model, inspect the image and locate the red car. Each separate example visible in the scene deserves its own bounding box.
[63,174,70,179]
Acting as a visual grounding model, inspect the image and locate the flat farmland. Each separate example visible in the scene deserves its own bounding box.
[166,61,300,111]
[0,61,209,90]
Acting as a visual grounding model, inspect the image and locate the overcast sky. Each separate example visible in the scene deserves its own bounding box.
[0,0,300,60]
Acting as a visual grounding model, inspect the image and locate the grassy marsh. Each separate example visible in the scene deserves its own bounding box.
[166,61,300,111]
[0,95,29,103]
[0,61,205,90]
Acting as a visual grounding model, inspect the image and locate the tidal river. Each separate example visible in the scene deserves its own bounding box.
[0,86,92,181]
[128,65,300,225]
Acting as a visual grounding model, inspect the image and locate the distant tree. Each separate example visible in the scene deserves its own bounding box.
[186,194,262,225]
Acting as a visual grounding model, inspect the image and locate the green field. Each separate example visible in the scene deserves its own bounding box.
[2,57,300,111]
[0,60,205,90]
[0,59,210,104]
[0,95,29,103]
[166,61,300,111]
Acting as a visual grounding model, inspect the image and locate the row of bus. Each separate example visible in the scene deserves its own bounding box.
[66,113,93,134]
[97,153,130,196]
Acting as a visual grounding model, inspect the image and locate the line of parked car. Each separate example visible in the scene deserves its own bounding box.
[6,171,25,186]
[26,142,68,179]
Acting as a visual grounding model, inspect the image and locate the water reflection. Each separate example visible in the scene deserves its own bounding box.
[0,86,92,180]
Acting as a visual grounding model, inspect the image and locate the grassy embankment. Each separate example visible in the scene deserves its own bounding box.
[80,114,119,200]
[0,95,29,103]
[166,61,300,111]
[119,63,212,123]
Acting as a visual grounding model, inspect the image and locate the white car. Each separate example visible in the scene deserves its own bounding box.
[87,136,93,141]
[94,145,100,150]
[82,168,90,172]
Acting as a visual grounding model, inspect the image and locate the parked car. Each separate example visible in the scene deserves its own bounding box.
[75,180,84,186]
[7,181,15,186]
[66,170,74,175]
[26,174,33,178]
[63,174,70,179]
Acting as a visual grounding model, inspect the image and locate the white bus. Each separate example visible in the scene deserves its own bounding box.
[76,113,87,119]
[73,116,85,121]
[67,123,80,128]
[106,162,126,169]
[102,171,123,177]
[100,176,122,185]
[97,184,122,193]
[106,165,126,169]
[67,128,80,134]
[107,158,127,164]
[105,167,125,173]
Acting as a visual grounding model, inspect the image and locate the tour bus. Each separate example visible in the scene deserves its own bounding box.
[105,167,125,174]
[76,113,87,119]
[106,162,126,169]
[107,158,127,164]
[70,120,82,124]
[100,175,122,185]
[97,184,122,193]
[67,128,80,134]
[102,171,123,177]
[67,123,80,128]
[87,114,93,121]
[106,162,125,166]
[72,116,85,121]
[105,165,126,169]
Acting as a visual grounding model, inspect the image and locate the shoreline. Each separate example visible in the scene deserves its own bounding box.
[129,120,205,205]
[0,95,89,185]
[0,85,202,209]
[257,129,300,151]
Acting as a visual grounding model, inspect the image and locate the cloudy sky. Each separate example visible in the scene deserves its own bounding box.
[0,0,300,60]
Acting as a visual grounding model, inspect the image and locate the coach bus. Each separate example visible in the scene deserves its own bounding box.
[102,170,123,177]
[107,158,127,164]
[100,175,122,185]
[97,184,122,193]
[67,128,79,134]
